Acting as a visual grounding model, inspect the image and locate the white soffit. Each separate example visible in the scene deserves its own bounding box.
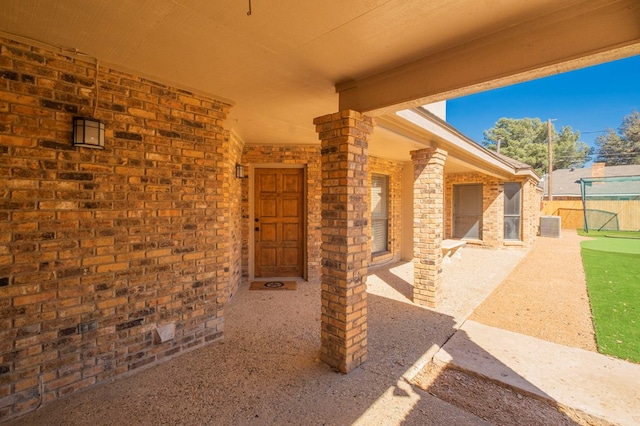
[394,109,526,178]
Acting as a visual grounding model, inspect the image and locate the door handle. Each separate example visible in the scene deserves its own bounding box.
[255,227,260,231]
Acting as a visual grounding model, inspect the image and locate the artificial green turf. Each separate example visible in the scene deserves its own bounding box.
[581,238,640,255]
[581,244,640,363]
[577,229,640,239]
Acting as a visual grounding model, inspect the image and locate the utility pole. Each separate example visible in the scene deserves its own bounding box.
[547,119,554,201]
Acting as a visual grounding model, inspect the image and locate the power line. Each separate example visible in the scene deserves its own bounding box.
[554,153,640,159]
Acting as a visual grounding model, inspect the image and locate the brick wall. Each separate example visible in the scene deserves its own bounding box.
[241,145,322,282]
[0,37,233,420]
[239,147,406,279]
[522,179,541,245]
[445,173,501,248]
[228,133,244,298]
[445,173,538,247]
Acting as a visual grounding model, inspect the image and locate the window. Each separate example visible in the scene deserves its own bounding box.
[504,182,522,240]
[371,174,389,254]
[453,184,483,239]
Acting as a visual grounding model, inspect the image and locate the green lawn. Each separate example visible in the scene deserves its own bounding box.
[580,232,640,363]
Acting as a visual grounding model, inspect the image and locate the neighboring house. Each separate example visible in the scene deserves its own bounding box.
[0,0,636,419]
[543,162,640,198]
[542,163,640,229]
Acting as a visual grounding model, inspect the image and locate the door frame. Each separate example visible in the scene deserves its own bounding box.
[248,163,307,281]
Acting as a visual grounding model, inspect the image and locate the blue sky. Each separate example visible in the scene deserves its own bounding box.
[447,55,640,159]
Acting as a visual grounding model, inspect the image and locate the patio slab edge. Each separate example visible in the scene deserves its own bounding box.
[433,320,640,426]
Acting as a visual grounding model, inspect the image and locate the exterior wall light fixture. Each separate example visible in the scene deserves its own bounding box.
[73,117,105,149]
[235,164,245,179]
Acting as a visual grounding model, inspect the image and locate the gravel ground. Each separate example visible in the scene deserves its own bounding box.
[470,230,597,351]
[6,231,599,425]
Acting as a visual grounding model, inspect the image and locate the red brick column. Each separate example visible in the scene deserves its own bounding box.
[411,148,447,307]
[313,110,373,373]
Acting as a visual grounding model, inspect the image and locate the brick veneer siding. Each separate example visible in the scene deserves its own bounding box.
[445,173,538,247]
[241,145,322,282]
[411,148,447,307]
[521,178,541,246]
[228,133,245,298]
[368,156,403,266]
[314,110,372,373]
[445,173,501,248]
[0,37,232,420]
[239,147,405,279]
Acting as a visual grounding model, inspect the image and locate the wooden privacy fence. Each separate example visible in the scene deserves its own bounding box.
[542,199,640,231]
[542,200,583,229]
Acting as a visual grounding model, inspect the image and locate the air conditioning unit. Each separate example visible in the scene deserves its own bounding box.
[540,215,562,238]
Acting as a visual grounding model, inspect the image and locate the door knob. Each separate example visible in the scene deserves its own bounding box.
[254,227,260,231]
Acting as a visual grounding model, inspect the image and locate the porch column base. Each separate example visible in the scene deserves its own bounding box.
[314,110,373,373]
[411,148,447,308]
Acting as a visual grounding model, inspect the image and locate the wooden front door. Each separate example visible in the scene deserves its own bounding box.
[254,168,304,277]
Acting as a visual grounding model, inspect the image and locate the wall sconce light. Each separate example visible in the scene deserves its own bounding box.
[235,164,245,179]
[73,117,105,149]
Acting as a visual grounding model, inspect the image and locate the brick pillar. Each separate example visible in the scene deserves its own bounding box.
[411,148,447,308]
[313,110,373,373]
[521,178,539,246]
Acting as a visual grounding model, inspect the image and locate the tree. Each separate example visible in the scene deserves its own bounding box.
[482,117,591,175]
[594,111,640,165]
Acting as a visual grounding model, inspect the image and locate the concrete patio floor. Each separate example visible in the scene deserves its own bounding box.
[7,236,638,425]
[5,247,525,425]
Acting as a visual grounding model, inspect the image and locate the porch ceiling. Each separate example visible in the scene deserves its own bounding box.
[1,0,639,162]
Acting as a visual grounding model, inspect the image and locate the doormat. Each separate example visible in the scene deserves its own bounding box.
[250,281,298,291]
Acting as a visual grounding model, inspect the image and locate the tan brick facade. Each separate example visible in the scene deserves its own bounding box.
[522,178,541,245]
[0,34,542,420]
[0,37,233,419]
[445,173,501,248]
[228,132,245,298]
[239,146,406,281]
[241,145,322,282]
[445,173,539,247]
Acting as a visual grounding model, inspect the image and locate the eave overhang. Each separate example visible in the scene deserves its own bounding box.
[377,108,540,182]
